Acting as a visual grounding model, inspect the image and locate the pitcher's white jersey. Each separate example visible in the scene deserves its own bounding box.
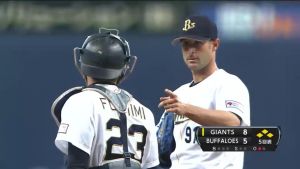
[55,84,159,168]
[170,69,250,169]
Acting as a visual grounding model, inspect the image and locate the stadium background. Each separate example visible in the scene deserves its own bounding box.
[0,1,299,169]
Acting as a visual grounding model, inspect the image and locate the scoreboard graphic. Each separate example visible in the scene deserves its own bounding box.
[195,126,281,151]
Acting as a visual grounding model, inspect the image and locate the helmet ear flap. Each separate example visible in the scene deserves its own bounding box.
[118,55,137,84]
[74,47,81,69]
[73,47,85,80]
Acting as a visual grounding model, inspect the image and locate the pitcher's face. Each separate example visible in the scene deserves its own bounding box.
[181,39,217,72]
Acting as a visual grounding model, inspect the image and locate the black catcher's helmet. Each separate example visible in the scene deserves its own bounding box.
[74,28,137,84]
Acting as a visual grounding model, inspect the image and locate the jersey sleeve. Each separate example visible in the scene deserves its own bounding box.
[215,76,251,126]
[141,111,160,169]
[55,94,95,155]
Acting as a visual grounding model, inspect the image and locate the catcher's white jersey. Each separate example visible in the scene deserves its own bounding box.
[55,84,159,168]
[169,69,250,169]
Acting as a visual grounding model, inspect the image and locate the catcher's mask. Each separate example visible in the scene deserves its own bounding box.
[74,28,137,84]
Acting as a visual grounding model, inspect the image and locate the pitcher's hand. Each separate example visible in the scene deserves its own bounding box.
[158,89,187,116]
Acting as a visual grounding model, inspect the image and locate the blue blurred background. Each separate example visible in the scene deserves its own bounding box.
[0,1,299,169]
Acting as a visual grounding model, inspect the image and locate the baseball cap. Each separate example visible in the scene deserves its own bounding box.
[172,16,218,45]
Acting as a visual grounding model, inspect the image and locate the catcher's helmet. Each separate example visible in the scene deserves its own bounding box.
[74,28,137,84]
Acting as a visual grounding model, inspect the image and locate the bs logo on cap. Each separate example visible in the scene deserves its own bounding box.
[182,19,195,31]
